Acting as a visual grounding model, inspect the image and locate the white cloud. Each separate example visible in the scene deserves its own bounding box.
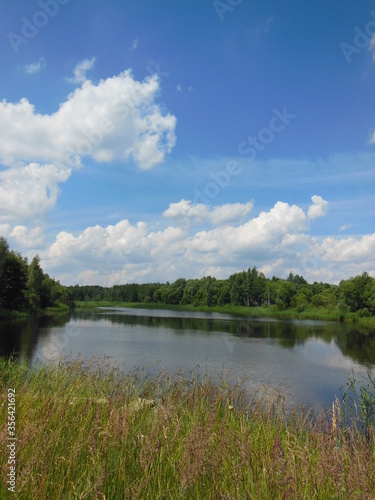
[188,201,306,259]
[43,200,309,285]
[0,163,70,222]
[307,195,329,220]
[210,202,254,225]
[10,226,44,248]
[176,84,182,92]
[319,233,375,263]
[0,70,177,225]
[0,71,176,169]
[163,199,253,226]
[22,58,46,75]
[163,199,208,223]
[67,57,96,84]
[340,224,352,232]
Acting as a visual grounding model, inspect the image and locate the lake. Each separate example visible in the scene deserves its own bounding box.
[1,307,375,413]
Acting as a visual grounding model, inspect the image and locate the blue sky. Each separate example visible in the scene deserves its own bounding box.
[1,0,375,285]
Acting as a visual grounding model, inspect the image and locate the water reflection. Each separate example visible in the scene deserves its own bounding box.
[2,308,375,368]
[336,329,375,366]
[68,308,375,367]
[0,314,70,360]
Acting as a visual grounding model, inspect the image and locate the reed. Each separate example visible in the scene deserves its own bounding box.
[0,357,374,499]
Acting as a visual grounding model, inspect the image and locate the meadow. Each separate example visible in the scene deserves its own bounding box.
[0,357,374,499]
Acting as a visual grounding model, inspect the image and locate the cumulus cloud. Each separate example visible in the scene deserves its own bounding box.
[0,163,70,222]
[42,200,310,285]
[307,195,329,220]
[163,199,253,225]
[0,70,177,225]
[210,202,254,225]
[0,71,176,170]
[67,57,96,84]
[188,201,306,259]
[319,233,375,263]
[10,226,44,248]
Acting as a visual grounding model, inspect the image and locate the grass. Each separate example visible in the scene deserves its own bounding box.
[44,303,71,316]
[0,357,374,499]
[0,308,29,320]
[0,302,71,320]
[74,300,375,328]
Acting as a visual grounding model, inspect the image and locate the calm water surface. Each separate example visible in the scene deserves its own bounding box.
[1,307,375,412]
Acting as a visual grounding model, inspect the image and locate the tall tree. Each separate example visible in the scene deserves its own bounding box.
[0,251,28,310]
[27,255,45,310]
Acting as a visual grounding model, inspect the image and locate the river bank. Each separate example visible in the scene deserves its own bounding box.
[0,303,71,321]
[0,357,373,498]
[74,301,375,330]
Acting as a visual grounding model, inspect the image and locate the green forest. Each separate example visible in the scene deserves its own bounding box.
[69,267,375,321]
[0,237,73,316]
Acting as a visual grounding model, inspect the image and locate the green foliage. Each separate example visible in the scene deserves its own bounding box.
[0,251,28,310]
[27,256,44,310]
[340,272,375,314]
[0,237,72,315]
[275,280,296,310]
[342,371,375,439]
[228,267,266,306]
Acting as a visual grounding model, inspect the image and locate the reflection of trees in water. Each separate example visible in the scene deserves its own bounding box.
[0,320,24,358]
[336,330,375,366]
[89,311,375,365]
[234,320,342,348]
[0,314,70,360]
[79,311,240,335]
[75,310,375,364]
[2,309,375,368]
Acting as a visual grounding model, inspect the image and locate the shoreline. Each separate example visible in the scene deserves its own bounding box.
[0,303,71,321]
[73,300,375,330]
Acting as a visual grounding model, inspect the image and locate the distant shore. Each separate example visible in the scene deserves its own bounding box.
[74,301,375,330]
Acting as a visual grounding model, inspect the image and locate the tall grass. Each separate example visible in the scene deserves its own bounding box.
[0,357,374,499]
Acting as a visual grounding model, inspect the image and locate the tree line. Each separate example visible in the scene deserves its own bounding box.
[0,237,73,314]
[68,267,375,318]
